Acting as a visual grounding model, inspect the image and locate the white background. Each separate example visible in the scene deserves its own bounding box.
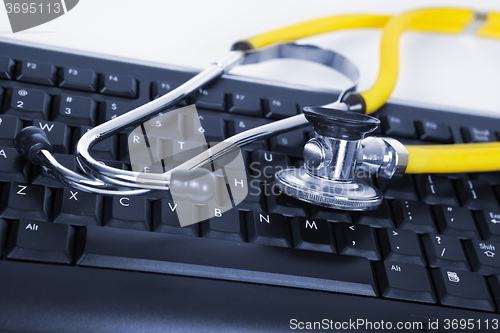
[1,0,500,116]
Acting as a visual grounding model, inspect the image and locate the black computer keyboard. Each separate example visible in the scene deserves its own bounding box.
[1,40,500,332]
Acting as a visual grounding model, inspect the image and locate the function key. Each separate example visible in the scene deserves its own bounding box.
[228,93,262,117]
[4,87,51,120]
[151,80,180,100]
[53,94,96,127]
[264,98,298,119]
[195,88,225,111]
[0,56,15,79]
[415,120,453,143]
[381,115,417,139]
[100,73,137,98]
[462,126,496,143]
[58,66,97,92]
[16,60,56,86]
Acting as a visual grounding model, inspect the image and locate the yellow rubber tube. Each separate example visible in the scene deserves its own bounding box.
[406,143,500,173]
[361,8,476,114]
[244,14,392,50]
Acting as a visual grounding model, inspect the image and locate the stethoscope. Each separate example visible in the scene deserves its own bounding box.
[14,8,500,211]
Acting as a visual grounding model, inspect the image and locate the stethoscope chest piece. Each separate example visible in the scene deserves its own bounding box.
[275,106,383,211]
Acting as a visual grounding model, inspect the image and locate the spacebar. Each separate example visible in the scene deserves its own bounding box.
[77,226,377,296]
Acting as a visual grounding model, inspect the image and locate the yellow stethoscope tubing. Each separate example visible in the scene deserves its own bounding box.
[244,9,500,174]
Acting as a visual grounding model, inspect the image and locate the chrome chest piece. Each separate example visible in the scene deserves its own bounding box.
[275,105,408,211]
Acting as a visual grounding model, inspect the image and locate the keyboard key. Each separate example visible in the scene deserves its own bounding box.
[392,199,436,233]
[7,220,74,264]
[264,98,297,119]
[376,174,418,201]
[378,228,424,264]
[434,205,478,239]
[198,114,225,142]
[462,126,495,142]
[476,210,500,242]
[335,223,380,260]
[465,239,500,274]
[0,183,51,221]
[150,80,181,100]
[351,199,393,228]
[0,56,15,79]
[415,175,458,206]
[77,226,377,296]
[103,196,150,230]
[250,150,289,182]
[4,87,50,120]
[99,101,136,123]
[269,129,305,157]
[200,208,245,242]
[0,115,22,146]
[228,93,261,117]
[376,261,436,303]
[416,120,453,143]
[153,199,199,236]
[32,153,78,188]
[52,94,96,126]
[311,207,351,223]
[229,118,268,136]
[457,180,498,211]
[246,211,291,248]
[266,188,308,217]
[381,115,417,139]
[58,66,97,92]
[33,120,71,154]
[100,73,137,98]
[16,60,56,86]
[432,269,494,311]
[422,234,469,270]
[0,219,7,256]
[196,88,225,111]
[74,126,117,161]
[0,147,29,183]
[53,188,102,226]
[290,217,335,253]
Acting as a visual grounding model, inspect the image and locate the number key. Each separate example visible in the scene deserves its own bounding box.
[53,94,96,126]
[5,87,51,120]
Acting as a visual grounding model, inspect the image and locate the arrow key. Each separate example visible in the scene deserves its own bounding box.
[465,240,500,274]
